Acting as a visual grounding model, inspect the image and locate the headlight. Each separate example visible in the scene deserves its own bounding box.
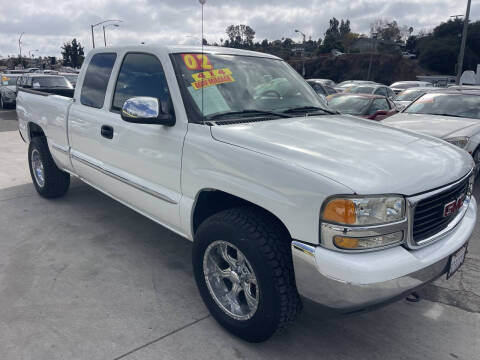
[321,196,405,226]
[320,195,406,251]
[444,136,470,149]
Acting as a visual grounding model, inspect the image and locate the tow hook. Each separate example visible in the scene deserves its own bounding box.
[406,292,420,303]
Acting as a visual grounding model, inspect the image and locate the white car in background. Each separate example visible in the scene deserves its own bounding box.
[384,89,480,168]
[393,87,434,110]
[390,81,433,94]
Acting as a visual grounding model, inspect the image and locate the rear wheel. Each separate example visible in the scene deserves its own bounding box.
[28,137,70,198]
[192,207,301,342]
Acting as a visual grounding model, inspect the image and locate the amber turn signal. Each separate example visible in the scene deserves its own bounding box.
[322,199,356,224]
[333,236,359,249]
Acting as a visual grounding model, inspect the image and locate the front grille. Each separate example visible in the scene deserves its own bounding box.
[413,177,469,242]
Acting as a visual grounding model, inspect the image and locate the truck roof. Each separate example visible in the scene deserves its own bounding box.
[89,45,282,60]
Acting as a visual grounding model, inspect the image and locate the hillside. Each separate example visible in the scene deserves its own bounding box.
[289,53,435,84]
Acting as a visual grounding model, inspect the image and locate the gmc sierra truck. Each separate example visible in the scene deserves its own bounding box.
[17,45,477,342]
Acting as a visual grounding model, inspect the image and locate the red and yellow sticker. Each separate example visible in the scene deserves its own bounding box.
[182,54,213,70]
[191,68,235,90]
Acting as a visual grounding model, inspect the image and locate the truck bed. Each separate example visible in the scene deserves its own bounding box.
[16,87,74,172]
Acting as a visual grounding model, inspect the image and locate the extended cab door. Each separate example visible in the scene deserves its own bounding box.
[68,50,187,234]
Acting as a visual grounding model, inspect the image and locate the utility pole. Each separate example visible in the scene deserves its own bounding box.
[456,0,472,85]
[367,33,377,81]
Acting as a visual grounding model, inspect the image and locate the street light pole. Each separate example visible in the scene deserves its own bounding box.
[91,25,95,49]
[18,32,25,57]
[103,23,119,47]
[90,19,122,49]
[295,29,306,77]
[456,0,472,85]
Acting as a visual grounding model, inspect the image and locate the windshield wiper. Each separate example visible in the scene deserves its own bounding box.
[428,113,469,119]
[205,109,292,121]
[281,106,337,115]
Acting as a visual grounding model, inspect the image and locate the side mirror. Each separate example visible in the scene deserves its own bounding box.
[121,96,175,126]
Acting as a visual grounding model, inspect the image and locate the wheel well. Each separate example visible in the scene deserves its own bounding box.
[28,122,45,141]
[192,190,291,238]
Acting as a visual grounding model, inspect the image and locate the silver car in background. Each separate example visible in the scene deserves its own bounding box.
[383,89,480,168]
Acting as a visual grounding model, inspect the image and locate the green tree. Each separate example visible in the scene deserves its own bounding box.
[225,25,255,48]
[320,17,347,53]
[61,38,84,68]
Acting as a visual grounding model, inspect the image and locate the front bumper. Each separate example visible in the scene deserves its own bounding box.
[292,196,477,312]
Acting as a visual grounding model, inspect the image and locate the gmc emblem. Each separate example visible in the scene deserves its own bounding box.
[443,195,466,217]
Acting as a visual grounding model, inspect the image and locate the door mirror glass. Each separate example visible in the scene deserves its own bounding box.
[121,96,174,125]
[122,96,159,118]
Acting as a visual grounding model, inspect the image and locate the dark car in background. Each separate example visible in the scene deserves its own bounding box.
[17,74,74,97]
[326,93,398,120]
[0,73,21,109]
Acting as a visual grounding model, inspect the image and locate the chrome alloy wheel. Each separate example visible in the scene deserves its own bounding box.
[31,149,45,187]
[203,241,259,320]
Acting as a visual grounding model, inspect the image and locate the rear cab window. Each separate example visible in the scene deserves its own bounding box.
[80,53,117,109]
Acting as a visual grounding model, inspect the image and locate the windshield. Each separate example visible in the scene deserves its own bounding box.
[395,89,427,102]
[349,86,374,94]
[173,53,326,121]
[1,75,19,86]
[33,76,72,88]
[404,93,480,119]
[327,96,371,115]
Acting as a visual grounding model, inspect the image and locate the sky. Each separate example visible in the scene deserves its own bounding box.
[0,0,479,58]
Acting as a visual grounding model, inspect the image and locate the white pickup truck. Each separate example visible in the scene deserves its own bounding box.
[17,45,477,342]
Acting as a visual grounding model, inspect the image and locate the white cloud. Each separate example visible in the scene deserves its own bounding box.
[0,0,478,58]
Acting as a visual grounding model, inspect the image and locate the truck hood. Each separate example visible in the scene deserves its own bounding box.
[210,115,473,195]
[383,113,480,139]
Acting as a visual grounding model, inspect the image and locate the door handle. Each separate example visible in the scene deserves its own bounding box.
[101,125,114,139]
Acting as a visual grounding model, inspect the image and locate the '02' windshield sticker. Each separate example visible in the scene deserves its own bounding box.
[182,54,213,70]
[191,68,235,90]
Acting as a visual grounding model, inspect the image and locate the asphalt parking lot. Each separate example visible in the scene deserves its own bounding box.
[1,108,479,360]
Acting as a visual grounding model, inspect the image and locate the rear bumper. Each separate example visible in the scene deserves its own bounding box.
[292,196,476,312]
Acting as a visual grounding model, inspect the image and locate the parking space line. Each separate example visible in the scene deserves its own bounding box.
[111,314,211,360]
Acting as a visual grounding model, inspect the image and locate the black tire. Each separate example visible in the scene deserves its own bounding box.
[28,136,70,198]
[192,207,301,342]
[0,95,6,109]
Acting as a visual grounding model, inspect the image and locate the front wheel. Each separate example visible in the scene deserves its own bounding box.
[28,137,70,198]
[192,207,301,342]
